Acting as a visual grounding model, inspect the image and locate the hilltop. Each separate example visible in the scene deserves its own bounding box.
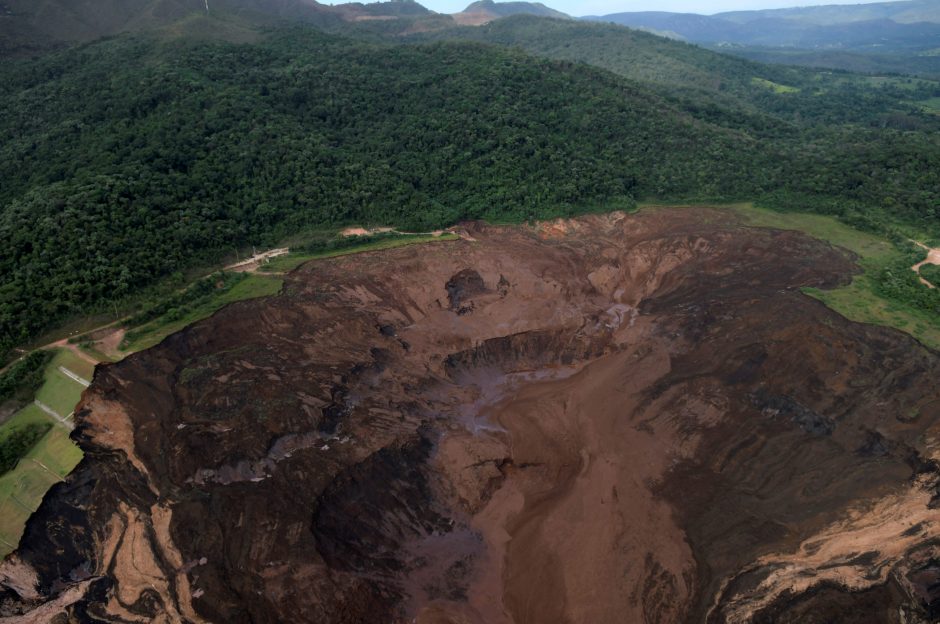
[453,0,569,25]
[0,0,436,55]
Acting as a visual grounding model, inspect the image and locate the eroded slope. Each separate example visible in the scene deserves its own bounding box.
[2,208,939,623]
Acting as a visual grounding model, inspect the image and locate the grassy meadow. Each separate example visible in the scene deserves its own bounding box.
[0,350,86,554]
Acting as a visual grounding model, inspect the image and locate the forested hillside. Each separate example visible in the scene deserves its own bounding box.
[724,47,940,78]
[1,15,939,359]
[417,16,940,126]
[417,16,940,228]
[0,26,769,356]
[0,0,438,56]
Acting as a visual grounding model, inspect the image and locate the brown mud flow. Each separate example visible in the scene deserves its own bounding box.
[2,208,940,623]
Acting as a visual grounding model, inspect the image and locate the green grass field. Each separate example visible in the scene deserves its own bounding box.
[729,203,896,260]
[751,77,800,94]
[0,350,85,555]
[642,202,940,350]
[53,349,95,381]
[33,350,92,418]
[120,273,284,353]
[260,233,460,274]
[921,97,940,115]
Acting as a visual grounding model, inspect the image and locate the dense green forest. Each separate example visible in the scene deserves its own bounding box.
[414,17,940,125]
[1,18,939,358]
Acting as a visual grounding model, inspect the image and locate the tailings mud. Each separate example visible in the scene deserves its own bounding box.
[2,208,939,623]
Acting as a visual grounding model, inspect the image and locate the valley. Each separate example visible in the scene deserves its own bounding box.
[3,208,939,622]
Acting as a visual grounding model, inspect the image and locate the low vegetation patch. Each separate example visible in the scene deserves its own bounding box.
[0,423,51,476]
[921,97,940,115]
[0,351,54,408]
[125,272,248,328]
[920,263,940,286]
[0,350,85,555]
[751,76,800,93]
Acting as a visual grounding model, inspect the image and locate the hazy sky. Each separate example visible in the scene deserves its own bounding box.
[419,0,898,17]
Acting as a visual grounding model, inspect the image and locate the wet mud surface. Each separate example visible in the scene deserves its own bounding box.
[2,208,940,623]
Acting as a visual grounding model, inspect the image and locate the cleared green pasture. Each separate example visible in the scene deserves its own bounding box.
[34,361,86,418]
[0,350,85,555]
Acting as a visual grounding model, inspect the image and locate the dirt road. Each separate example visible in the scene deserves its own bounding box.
[911,240,940,288]
[224,248,289,273]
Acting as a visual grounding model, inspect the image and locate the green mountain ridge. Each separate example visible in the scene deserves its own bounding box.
[459,0,569,19]
[415,15,940,126]
[714,0,940,26]
[0,25,780,355]
[0,0,438,56]
[0,8,939,359]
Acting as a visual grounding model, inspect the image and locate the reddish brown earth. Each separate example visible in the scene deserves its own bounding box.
[2,208,940,623]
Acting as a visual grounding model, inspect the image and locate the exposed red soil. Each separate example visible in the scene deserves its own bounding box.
[451,11,498,25]
[2,208,940,623]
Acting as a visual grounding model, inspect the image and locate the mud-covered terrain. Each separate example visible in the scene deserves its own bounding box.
[2,208,940,623]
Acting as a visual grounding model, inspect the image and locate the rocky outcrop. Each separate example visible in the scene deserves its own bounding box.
[2,208,939,623]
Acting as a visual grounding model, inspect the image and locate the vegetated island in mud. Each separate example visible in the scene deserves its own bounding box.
[2,207,940,624]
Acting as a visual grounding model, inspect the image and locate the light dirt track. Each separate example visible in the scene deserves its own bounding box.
[32,400,73,430]
[911,241,940,288]
[224,247,289,273]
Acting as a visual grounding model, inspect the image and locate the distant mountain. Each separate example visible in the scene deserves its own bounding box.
[715,0,940,25]
[453,0,568,26]
[581,11,741,40]
[584,0,940,55]
[0,0,572,55]
[728,46,940,77]
[414,13,940,139]
[0,0,433,55]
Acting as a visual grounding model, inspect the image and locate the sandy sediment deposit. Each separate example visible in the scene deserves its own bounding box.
[3,208,940,623]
